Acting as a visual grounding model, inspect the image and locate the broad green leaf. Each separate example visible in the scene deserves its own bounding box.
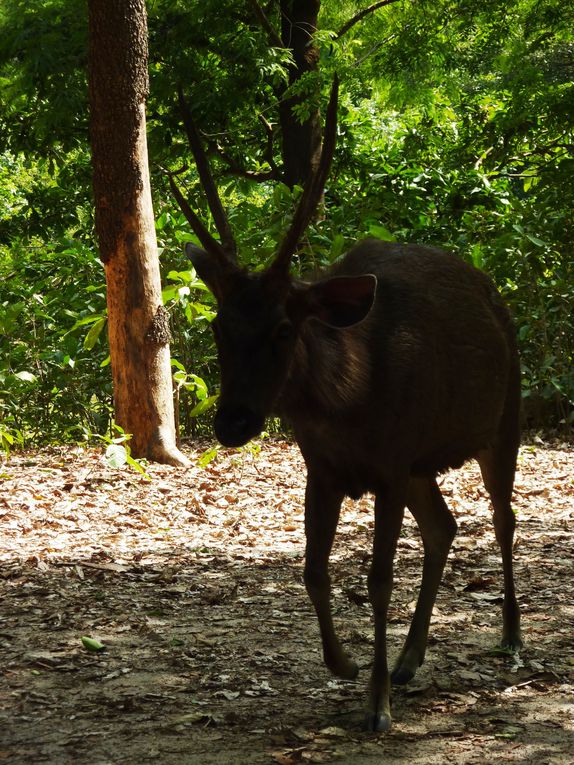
[68,314,106,332]
[330,234,345,260]
[525,233,547,248]
[368,224,395,242]
[171,359,186,372]
[198,446,219,468]
[84,317,107,350]
[161,285,180,303]
[14,371,37,383]
[105,443,127,469]
[190,395,218,418]
[189,374,208,400]
[470,244,484,269]
[81,636,105,652]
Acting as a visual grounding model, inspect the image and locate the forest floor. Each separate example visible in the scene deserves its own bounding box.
[0,437,573,765]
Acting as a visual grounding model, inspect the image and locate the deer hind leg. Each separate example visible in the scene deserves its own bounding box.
[477,442,522,650]
[303,472,358,680]
[365,486,406,732]
[392,476,457,685]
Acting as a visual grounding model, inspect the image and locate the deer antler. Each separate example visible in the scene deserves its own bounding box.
[270,75,339,275]
[167,168,226,260]
[174,86,238,262]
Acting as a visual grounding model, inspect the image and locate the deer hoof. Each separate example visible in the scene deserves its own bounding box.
[391,665,415,685]
[329,655,359,680]
[364,711,392,733]
[501,632,523,652]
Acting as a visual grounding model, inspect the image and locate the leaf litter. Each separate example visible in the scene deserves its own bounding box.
[0,437,572,764]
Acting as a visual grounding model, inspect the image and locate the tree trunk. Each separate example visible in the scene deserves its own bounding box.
[88,0,189,466]
[279,0,322,188]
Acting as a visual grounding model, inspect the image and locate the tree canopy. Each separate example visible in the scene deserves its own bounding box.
[1,0,573,451]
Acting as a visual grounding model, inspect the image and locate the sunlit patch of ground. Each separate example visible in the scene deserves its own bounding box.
[0,438,572,764]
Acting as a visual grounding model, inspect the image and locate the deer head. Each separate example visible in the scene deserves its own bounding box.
[170,77,376,447]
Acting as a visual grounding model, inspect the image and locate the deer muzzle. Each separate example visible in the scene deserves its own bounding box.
[214,405,265,448]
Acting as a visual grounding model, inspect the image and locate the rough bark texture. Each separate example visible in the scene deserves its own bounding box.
[279,0,322,188]
[88,0,189,466]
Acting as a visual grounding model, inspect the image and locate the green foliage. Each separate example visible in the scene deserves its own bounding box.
[0,237,111,445]
[0,0,88,154]
[98,424,151,480]
[0,417,23,457]
[0,0,572,448]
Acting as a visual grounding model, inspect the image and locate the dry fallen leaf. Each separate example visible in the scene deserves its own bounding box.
[0,440,573,765]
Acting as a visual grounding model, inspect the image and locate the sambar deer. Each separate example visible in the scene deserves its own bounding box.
[170,78,522,732]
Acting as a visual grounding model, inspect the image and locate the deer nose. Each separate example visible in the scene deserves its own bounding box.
[214,406,264,447]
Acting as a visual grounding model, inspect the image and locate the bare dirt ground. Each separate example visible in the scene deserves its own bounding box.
[0,438,573,765]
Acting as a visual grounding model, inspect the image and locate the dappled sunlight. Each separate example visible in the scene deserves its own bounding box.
[1,439,572,763]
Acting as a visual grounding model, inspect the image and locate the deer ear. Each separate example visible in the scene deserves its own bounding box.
[185,242,235,302]
[304,274,377,328]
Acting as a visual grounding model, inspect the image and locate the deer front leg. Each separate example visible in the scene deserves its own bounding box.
[303,472,358,680]
[365,488,406,732]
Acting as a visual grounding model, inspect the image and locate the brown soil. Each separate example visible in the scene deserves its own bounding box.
[0,438,572,764]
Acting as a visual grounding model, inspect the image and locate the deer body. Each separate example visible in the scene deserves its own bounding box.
[280,240,516,486]
[171,79,522,732]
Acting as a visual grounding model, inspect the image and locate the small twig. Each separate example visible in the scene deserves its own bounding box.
[212,143,277,182]
[335,0,402,40]
[249,0,283,48]
[258,113,281,178]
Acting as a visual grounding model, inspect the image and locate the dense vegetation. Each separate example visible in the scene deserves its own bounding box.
[1,0,572,453]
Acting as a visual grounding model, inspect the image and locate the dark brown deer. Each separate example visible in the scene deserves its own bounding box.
[170,79,522,732]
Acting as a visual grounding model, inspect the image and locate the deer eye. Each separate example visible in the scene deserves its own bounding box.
[275,321,293,342]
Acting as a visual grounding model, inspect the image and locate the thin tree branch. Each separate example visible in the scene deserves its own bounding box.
[249,0,284,48]
[355,31,399,66]
[211,143,278,182]
[335,0,402,40]
[203,112,282,183]
[258,113,281,179]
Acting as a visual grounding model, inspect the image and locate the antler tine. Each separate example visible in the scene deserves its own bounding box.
[168,170,227,258]
[177,86,238,261]
[272,75,339,273]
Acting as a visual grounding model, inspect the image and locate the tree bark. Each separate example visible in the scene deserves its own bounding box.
[279,0,322,188]
[88,0,189,466]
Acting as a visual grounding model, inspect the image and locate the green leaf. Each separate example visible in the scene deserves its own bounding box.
[189,374,208,400]
[126,454,151,480]
[14,371,37,383]
[170,358,186,372]
[368,224,396,242]
[156,211,168,230]
[190,395,218,418]
[84,317,107,350]
[67,314,105,332]
[470,244,484,269]
[522,175,539,193]
[525,233,547,248]
[81,636,105,652]
[330,234,345,260]
[198,446,219,468]
[105,443,127,469]
[161,285,180,303]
